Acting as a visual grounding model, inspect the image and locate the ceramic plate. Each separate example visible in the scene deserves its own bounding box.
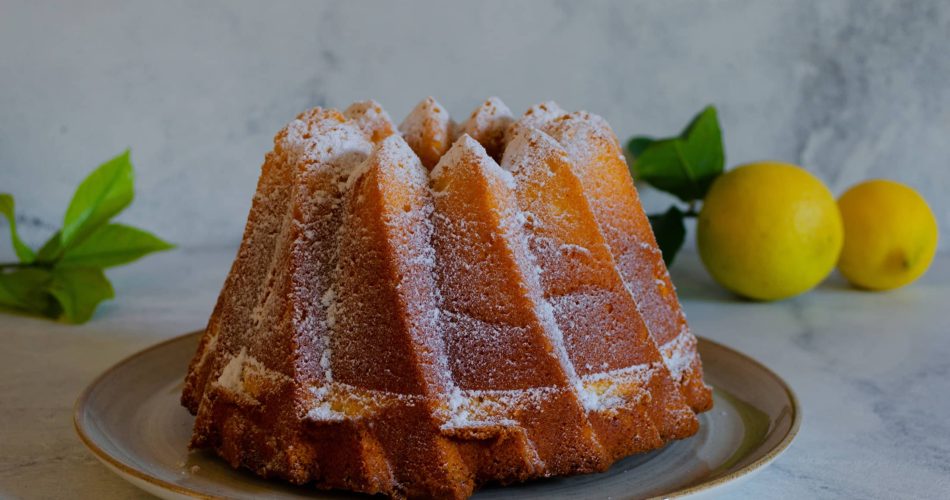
[75,332,800,499]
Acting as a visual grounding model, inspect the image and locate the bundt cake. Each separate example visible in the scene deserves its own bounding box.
[181,97,712,499]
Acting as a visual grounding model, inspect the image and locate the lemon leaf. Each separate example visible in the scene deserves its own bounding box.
[0,150,174,324]
[58,223,174,269]
[627,136,656,159]
[678,106,725,197]
[35,231,63,264]
[48,267,114,323]
[627,106,724,202]
[0,268,58,317]
[61,150,134,250]
[647,206,686,266]
[0,194,36,263]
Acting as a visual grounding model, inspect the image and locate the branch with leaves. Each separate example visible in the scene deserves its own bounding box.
[0,151,173,323]
[626,106,725,266]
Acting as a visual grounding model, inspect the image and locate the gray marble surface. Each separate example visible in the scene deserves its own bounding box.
[0,246,947,499]
[1,0,948,250]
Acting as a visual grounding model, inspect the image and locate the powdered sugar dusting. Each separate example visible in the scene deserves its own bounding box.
[460,97,512,132]
[659,325,699,382]
[560,243,592,257]
[214,347,289,403]
[440,386,558,430]
[192,328,218,374]
[501,126,569,175]
[430,134,473,179]
[400,97,449,135]
[577,362,658,411]
[490,160,516,189]
[505,101,567,144]
[280,109,370,168]
[306,383,425,421]
[399,97,454,169]
[457,97,513,160]
[431,134,516,189]
[375,134,428,182]
[216,348,251,393]
[344,99,396,143]
[343,137,424,198]
[542,112,606,168]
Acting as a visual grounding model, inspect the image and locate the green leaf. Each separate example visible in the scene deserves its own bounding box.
[625,136,655,180]
[61,150,134,250]
[678,106,724,197]
[35,231,63,263]
[0,268,58,316]
[632,138,702,199]
[48,267,114,323]
[628,106,724,202]
[626,136,656,158]
[647,206,687,267]
[58,223,174,268]
[0,149,170,325]
[0,194,36,263]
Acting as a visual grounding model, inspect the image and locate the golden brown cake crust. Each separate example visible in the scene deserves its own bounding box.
[182,98,712,499]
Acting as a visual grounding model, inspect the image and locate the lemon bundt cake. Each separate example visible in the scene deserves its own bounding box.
[181,97,712,499]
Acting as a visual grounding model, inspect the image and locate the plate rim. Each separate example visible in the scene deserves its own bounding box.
[669,337,802,497]
[74,331,801,499]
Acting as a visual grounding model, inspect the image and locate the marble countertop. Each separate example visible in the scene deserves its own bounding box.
[1,246,947,499]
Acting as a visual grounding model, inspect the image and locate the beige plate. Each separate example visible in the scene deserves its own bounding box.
[75,332,800,499]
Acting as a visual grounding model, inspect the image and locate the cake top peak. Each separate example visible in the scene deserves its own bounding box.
[344,134,423,191]
[431,133,517,189]
[278,107,371,168]
[545,111,624,165]
[400,96,450,132]
[375,133,421,165]
[458,97,513,160]
[501,126,569,175]
[398,97,454,169]
[430,134,485,177]
[505,101,567,143]
[464,96,511,121]
[344,99,396,143]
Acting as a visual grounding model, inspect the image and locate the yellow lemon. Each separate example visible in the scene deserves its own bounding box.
[697,161,843,301]
[837,180,937,290]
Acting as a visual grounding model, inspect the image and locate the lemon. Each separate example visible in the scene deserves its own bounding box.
[697,161,843,301]
[837,180,937,290]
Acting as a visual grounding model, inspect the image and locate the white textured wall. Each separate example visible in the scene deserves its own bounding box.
[2,0,948,250]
